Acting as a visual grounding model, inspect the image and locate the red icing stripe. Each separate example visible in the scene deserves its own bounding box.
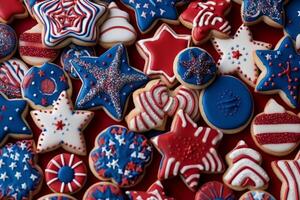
[255,132,300,144]
[254,113,300,125]
[19,46,59,58]
[20,32,42,43]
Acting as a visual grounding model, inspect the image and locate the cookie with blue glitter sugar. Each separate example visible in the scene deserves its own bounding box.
[0,24,17,62]
[174,47,217,89]
[83,182,126,200]
[38,193,77,200]
[89,125,152,187]
[200,75,254,134]
[239,190,276,200]
[21,62,72,109]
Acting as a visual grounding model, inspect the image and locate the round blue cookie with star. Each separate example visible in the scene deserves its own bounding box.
[0,24,17,62]
[89,125,152,187]
[200,75,254,134]
[174,47,217,89]
[21,62,72,109]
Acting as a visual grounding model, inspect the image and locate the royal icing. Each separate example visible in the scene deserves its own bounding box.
[121,0,178,33]
[71,44,148,121]
[126,79,200,132]
[201,75,254,133]
[126,180,174,200]
[60,44,95,79]
[30,91,94,155]
[0,0,27,23]
[45,153,87,194]
[137,24,191,87]
[83,182,125,200]
[272,151,300,200]
[33,0,107,48]
[19,24,60,66]
[99,2,137,48]
[0,24,17,62]
[0,140,42,200]
[252,99,300,156]
[255,36,300,108]
[38,193,77,200]
[195,181,235,200]
[21,62,71,108]
[212,25,272,87]
[180,0,231,45]
[239,190,276,200]
[175,47,217,89]
[223,140,270,191]
[0,58,28,98]
[151,110,224,191]
[284,0,300,49]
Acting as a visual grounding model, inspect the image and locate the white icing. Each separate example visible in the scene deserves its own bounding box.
[263,143,295,153]
[228,148,261,162]
[264,99,286,114]
[253,124,300,134]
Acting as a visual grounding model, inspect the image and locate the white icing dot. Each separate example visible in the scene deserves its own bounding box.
[33,94,37,97]
[3,126,8,131]
[8,117,13,120]
[31,81,35,85]
[22,127,27,131]
[15,108,20,112]
[51,71,54,74]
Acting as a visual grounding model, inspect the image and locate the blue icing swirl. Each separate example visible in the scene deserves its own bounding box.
[0,24,17,59]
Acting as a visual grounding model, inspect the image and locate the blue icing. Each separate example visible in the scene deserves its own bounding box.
[255,36,300,108]
[58,166,74,183]
[0,94,31,143]
[285,0,300,41]
[72,44,148,121]
[90,126,152,186]
[121,0,178,32]
[201,75,253,130]
[244,191,276,200]
[0,24,17,59]
[60,44,95,79]
[91,185,125,200]
[0,141,42,200]
[242,0,285,25]
[21,62,70,107]
[48,197,72,200]
[176,47,216,87]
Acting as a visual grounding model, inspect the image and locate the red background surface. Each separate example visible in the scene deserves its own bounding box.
[8,1,299,199]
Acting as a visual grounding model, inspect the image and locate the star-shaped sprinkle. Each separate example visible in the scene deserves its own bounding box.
[121,0,178,33]
[71,44,148,121]
[137,24,191,87]
[151,110,224,191]
[0,93,31,145]
[255,36,300,108]
[212,25,272,87]
[0,0,28,23]
[33,0,107,48]
[284,0,300,50]
[30,91,94,155]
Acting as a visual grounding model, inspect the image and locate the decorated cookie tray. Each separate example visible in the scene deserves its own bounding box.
[0,0,299,199]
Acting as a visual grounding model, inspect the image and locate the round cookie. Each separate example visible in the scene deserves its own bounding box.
[195,181,235,200]
[83,182,125,200]
[239,190,276,200]
[174,47,217,89]
[21,62,72,109]
[200,75,254,134]
[89,125,152,187]
[0,24,17,62]
[38,193,77,200]
[251,99,300,156]
[45,153,87,194]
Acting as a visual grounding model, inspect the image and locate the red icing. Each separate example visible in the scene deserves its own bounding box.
[195,181,234,200]
[41,79,55,94]
[0,0,26,22]
[256,132,300,144]
[254,113,300,124]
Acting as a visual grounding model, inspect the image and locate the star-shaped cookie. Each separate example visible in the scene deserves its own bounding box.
[0,0,28,23]
[71,44,148,121]
[151,110,224,191]
[30,91,94,155]
[137,24,191,87]
[212,25,272,87]
[255,36,300,108]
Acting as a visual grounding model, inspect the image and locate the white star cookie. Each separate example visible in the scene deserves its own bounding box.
[212,25,272,87]
[31,91,94,155]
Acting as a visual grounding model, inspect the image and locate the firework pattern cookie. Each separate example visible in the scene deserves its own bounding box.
[89,125,152,187]
[126,180,174,200]
[38,193,77,200]
[0,24,17,62]
[174,47,217,89]
[121,0,178,33]
[0,0,28,23]
[31,91,94,155]
[0,140,42,199]
[33,0,107,48]
[255,36,300,108]
[45,153,87,194]
[223,140,270,191]
[151,110,224,191]
[212,25,272,87]
[137,24,191,87]
[83,182,125,200]
[71,44,148,121]
[179,0,232,45]
[60,44,95,79]
[21,62,72,109]
[195,181,235,200]
[239,190,276,200]
[126,79,200,132]
[0,58,28,99]
[285,0,300,49]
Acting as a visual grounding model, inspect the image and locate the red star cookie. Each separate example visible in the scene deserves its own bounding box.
[0,0,28,23]
[137,24,191,87]
[151,110,224,191]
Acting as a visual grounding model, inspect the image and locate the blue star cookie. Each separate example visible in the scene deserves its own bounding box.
[121,0,178,33]
[284,0,300,49]
[0,93,31,145]
[71,44,148,121]
[255,36,300,108]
